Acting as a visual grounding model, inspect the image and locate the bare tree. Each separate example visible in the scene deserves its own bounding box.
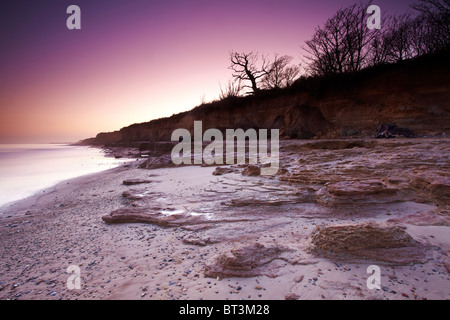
[303,2,379,76]
[261,54,300,89]
[345,2,380,72]
[411,0,450,51]
[229,51,271,94]
[409,14,436,56]
[368,2,448,66]
[303,0,448,74]
[383,14,415,62]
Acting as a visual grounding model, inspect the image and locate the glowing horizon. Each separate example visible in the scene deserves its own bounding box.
[0,0,416,143]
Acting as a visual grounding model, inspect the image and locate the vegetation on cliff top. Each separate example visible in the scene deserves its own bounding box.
[81,0,449,145]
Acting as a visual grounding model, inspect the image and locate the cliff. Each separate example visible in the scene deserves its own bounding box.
[81,51,450,147]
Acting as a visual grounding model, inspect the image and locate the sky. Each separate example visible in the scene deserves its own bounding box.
[0,0,417,143]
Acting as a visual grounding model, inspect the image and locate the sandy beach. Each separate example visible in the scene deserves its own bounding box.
[0,138,449,300]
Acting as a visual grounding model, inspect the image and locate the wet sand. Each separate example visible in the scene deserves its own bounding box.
[0,139,449,300]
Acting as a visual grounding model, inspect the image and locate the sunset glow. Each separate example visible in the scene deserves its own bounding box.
[0,0,416,143]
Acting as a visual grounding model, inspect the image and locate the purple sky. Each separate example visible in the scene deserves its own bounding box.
[0,0,418,143]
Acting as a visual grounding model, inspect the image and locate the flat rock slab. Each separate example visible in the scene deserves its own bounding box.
[102,207,206,227]
[388,210,450,227]
[316,180,400,206]
[122,179,153,185]
[102,207,259,228]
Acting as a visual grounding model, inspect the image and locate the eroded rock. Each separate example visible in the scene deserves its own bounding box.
[212,167,236,176]
[102,208,205,227]
[308,222,432,264]
[388,210,450,227]
[182,234,217,246]
[242,165,261,176]
[444,254,450,273]
[410,174,450,205]
[204,242,291,278]
[122,190,148,201]
[102,207,257,228]
[285,293,300,300]
[122,179,152,186]
[316,180,400,206]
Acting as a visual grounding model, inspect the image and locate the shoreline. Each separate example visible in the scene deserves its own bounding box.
[0,138,449,300]
[0,160,137,219]
[0,143,139,214]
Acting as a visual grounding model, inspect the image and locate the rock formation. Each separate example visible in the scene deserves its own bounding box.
[316,180,400,207]
[122,179,152,186]
[212,167,236,176]
[241,165,261,176]
[204,242,291,278]
[308,222,433,264]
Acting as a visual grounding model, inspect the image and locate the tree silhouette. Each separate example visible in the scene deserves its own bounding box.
[384,14,415,62]
[229,51,271,94]
[261,54,300,89]
[411,0,450,52]
[303,2,378,76]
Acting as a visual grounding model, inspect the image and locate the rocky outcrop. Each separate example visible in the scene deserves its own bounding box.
[182,234,218,246]
[241,165,261,176]
[388,210,450,227]
[278,138,450,210]
[102,208,207,227]
[301,140,377,150]
[204,242,291,278]
[309,223,416,251]
[212,167,237,176]
[102,207,259,227]
[122,189,149,201]
[410,174,450,206]
[308,223,433,264]
[316,180,400,207]
[122,179,152,186]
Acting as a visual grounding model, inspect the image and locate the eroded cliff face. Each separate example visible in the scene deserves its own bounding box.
[82,52,450,146]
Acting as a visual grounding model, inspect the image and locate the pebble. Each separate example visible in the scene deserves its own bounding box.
[285,293,300,300]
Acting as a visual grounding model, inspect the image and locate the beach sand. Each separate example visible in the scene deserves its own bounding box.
[0,139,449,300]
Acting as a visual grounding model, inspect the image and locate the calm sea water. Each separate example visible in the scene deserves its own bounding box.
[0,144,132,208]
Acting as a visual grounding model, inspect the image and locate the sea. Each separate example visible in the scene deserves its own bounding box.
[0,144,132,208]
